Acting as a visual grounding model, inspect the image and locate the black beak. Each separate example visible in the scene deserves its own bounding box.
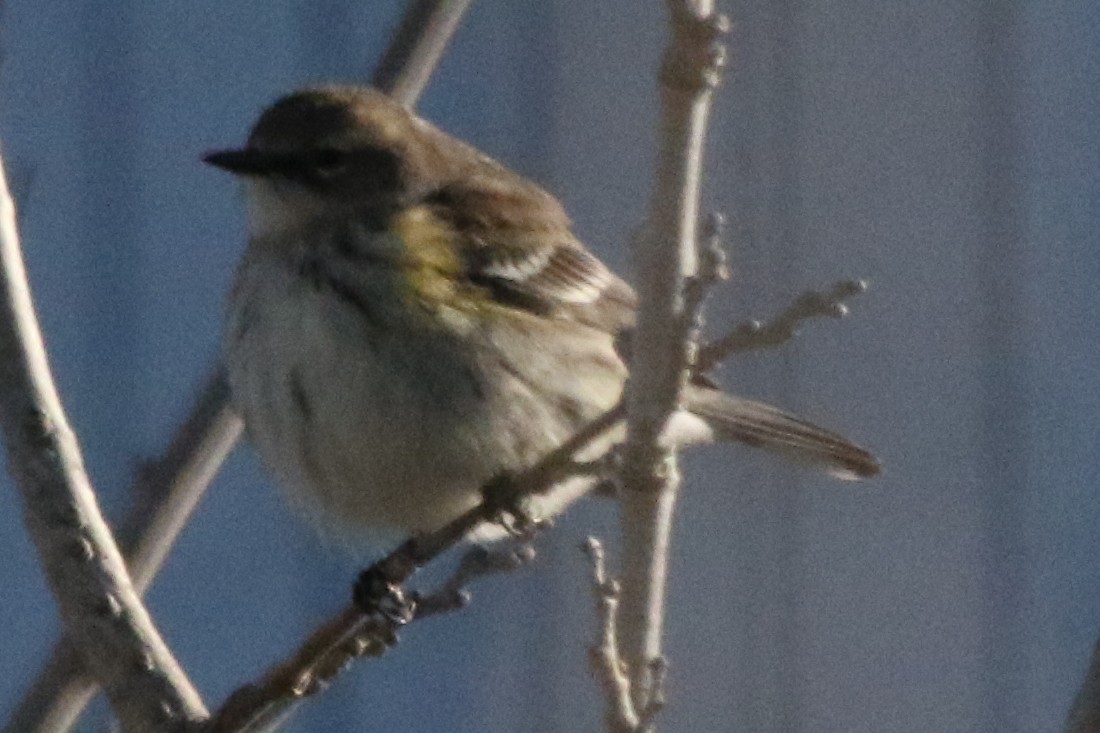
[203,148,282,176]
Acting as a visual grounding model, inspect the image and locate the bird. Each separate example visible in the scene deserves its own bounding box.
[204,85,877,549]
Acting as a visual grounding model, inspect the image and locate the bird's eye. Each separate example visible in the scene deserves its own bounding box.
[312,148,346,176]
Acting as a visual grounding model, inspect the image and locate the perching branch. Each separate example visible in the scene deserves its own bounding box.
[210,260,861,731]
[211,544,532,733]
[6,1,474,732]
[615,1,728,729]
[0,151,206,730]
[209,405,623,733]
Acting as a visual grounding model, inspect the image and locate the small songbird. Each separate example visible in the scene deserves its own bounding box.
[205,86,877,548]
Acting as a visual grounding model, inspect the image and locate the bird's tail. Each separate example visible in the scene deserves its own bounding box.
[683,387,880,480]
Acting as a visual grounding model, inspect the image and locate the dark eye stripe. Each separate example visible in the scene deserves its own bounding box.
[272,146,401,192]
[313,148,345,171]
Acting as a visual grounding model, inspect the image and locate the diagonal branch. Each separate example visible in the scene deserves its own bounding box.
[0,151,207,730]
[4,373,241,733]
[371,0,473,106]
[208,404,624,733]
[5,1,474,732]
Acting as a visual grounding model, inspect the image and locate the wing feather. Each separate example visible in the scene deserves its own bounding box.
[423,174,636,334]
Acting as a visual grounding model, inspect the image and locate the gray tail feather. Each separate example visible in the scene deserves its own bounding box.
[683,387,880,480]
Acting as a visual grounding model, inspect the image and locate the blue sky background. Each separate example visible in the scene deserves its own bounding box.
[1,2,1099,731]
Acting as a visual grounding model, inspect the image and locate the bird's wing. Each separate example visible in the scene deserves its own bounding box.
[418,162,880,482]
[424,172,637,335]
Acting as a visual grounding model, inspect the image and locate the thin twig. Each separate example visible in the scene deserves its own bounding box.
[583,538,637,733]
[616,1,728,729]
[682,212,730,368]
[637,656,668,729]
[0,150,206,730]
[125,372,245,591]
[212,538,530,733]
[371,0,473,106]
[7,2,475,731]
[696,279,868,371]
[2,645,93,733]
[367,402,624,589]
[213,542,534,733]
[415,542,536,618]
[208,403,624,732]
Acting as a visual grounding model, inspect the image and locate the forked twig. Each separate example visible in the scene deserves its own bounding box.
[583,538,637,733]
[696,279,868,372]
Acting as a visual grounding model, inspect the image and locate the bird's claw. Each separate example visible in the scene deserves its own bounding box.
[353,565,416,627]
[481,473,541,537]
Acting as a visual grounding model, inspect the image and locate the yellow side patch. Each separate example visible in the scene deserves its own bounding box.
[389,205,463,304]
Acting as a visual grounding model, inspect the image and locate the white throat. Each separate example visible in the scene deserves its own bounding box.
[243,178,327,240]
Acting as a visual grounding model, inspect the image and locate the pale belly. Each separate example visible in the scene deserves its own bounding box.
[224,253,625,546]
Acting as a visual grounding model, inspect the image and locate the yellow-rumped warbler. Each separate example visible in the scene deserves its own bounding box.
[205,86,877,547]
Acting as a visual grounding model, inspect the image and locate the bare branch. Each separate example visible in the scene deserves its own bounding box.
[9,1,475,731]
[125,372,245,591]
[696,279,868,371]
[371,0,473,107]
[213,542,533,733]
[8,371,244,733]
[209,403,623,732]
[3,645,93,733]
[617,0,728,728]
[681,211,730,363]
[415,542,536,618]
[583,538,638,733]
[0,151,206,730]
[637,656,668,730]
